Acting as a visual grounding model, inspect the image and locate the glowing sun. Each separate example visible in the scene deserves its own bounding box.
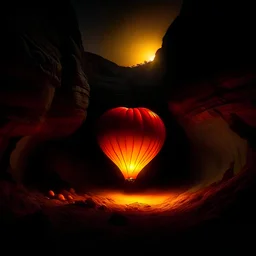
[148,54,155,62]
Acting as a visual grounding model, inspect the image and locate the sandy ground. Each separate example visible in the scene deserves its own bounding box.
[1,162,256,254]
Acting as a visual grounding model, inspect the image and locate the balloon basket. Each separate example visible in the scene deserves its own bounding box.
[123,178,137,194]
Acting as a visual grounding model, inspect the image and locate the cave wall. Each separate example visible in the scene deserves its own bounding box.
[182,115,248,188]
[0,0,89,140]
[158,0,256,188]
[0,0,90,178]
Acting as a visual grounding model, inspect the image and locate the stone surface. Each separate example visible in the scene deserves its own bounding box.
[158,0,256,186]
[0,0,89,139]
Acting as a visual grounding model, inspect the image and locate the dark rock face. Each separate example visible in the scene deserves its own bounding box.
[156,0,256,185]
[161,0,256,122]
[0,0,89,139]
[162,0,256,86]
[0,0,89,184]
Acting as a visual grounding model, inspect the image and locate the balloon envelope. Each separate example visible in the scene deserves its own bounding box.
[97,107,166,180]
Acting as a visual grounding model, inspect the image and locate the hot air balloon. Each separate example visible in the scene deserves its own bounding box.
[96,107,166,181]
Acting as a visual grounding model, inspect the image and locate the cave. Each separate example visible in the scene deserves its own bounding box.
[1,0,256,253]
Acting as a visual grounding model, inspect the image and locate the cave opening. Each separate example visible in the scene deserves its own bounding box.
[3,96,252,210]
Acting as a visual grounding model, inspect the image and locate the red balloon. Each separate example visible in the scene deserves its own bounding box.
[97,107,166,181]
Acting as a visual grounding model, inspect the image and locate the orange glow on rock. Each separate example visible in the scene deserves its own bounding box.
[97,107,166,180]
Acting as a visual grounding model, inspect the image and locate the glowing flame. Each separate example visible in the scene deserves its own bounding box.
[103,191,171,205]
[97,107,166,180]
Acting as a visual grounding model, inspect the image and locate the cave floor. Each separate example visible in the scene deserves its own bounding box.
[1,164,256,254]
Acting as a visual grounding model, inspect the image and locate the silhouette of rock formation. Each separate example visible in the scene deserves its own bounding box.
[0,0,89,139]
